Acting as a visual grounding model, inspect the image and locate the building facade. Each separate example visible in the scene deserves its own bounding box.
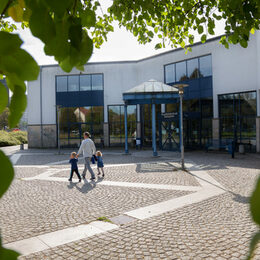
[27,33,260,152]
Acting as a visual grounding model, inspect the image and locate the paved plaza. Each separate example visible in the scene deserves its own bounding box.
[0,146,260,259]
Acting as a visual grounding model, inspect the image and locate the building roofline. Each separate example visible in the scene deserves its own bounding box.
[40,34,225,69]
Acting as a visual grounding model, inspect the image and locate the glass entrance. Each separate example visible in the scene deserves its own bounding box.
[159,114,180,151]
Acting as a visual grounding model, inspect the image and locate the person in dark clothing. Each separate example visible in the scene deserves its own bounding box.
[68,152,81,182]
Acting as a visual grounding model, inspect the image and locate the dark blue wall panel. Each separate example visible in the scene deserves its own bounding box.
[56,91,104,107]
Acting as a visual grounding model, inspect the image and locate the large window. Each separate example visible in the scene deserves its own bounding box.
[219,91,256,151]
[165,55,212,84]
[56,74,103,92]
[166,98,213,148]
[108,105,136,146]
[58,106,104,147]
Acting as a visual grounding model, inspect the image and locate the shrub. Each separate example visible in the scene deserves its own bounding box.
[0,131,28,147]
[0,131,20,146]
[9,131,27,144]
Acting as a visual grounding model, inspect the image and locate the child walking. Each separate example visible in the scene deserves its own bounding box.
[69,152,81,182]
[96,151,104,177]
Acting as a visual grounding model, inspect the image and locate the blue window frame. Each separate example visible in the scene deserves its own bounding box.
[219,91,256,152]
[56,73,104,92]
[164,55,212,85]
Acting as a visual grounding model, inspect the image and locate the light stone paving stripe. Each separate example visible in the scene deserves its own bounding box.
[125,187,224,220]
[22,175,201,191]
[125,165,226,220]
[10,154,21,165]
[4,221,118,256]
[97,180,201,191]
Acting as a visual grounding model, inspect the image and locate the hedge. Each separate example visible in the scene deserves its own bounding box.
[0,131,27,147]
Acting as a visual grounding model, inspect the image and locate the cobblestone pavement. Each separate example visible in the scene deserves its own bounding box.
[0,148,259,259]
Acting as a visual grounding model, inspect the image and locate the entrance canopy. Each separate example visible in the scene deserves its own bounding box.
[123,79,180,156]
[123,79,179,105]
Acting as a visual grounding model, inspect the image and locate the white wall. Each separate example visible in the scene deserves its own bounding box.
[256,32,260,117]
[211,35,258,117]
[27,77,40,125]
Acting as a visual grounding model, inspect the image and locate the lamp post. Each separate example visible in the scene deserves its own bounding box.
[173,84,188,170]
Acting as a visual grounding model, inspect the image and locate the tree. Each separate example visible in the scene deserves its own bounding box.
[0,107,9,130]
[0,0,260,258]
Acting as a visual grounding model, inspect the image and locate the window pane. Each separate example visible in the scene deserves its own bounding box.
[240,92,256,116]
[109,106,121,122]
[81,124,92,137]
[59,124,68,139]
[92,74,103,90]
[92,106,104,124]
[59,107,68,124]
[189,99,200,112]
[176,61,187,82]
[56,76,67,92]
[78,107,92,123]
[68,75,79,92]
[69,124,80,138]
[165,64,175,84]
[166,103,179,113]
[127,105,136,121]
[219,94,233,117]
[187,58,199,79]
[220,117,234,139]
[80,75,91,91]
[67,107,79,123]
[201,98,213,117]
[199,55,212,77]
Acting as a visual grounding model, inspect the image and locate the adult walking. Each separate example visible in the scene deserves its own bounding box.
[77,132,96,180]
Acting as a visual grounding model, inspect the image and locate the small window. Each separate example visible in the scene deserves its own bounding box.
[187,58,199,79]
[56,76,67,92]
[165,64,175,84]
[80,75,91,91]
[199,55,212,77]
[176,61,187,82]
[92,74,103,90]
[68,75,79,92]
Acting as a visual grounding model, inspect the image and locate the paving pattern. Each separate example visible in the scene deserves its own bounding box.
[0,147,259,259]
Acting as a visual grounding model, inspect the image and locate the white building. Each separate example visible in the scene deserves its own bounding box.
[27,33,260,152]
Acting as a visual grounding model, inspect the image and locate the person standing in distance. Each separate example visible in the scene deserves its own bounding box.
[76,132,96,181]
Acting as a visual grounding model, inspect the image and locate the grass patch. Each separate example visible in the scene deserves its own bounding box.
[0,130,27,147]
[97,216,112,223]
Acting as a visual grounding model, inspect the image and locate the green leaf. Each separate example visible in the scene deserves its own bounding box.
[246,232,260,260]
[68,18,82,50]
[29,7,56,43]
[0,82,8,114]
[8,4,24,22]
[201,34,207,43]
[0,0,9,14]
[250,28,255,35]
[240,39,248,48]
[81,9,96,28]
[250,176,260,225]
[0,49,39,81]
[0,244,20,260]
[198,25,204,34]
[42,0,74,17]
[0,32,23,56]
[8,85,27,128]
[0,151,14,198]
[155,43,162,49]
